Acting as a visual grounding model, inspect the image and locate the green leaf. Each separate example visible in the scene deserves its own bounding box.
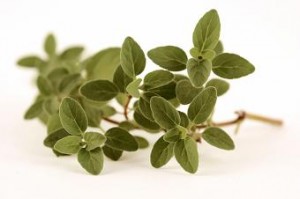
[47,67,69,89]
[58,73,82,94]
[17,56,45,68]
[44,129,69,148]
[163,126,187,143]
[44,34,56,56]
[119,121,136,131]
[150,96,180,129]
[59,46,84,60]
[201,49,216,60]
[47,113,62,134]
[188,87,217,124]
[150,136,175,168]
[147,81,177,100]
[134,136,149,149]
[178,111,190,128]
[214,41,223,55]
[85,48,121,81]
[102,145,123,161]
[206,78,229,96]
[138,94,155,121]
[202,127,235,150]
[143,70,174,89]
[212,53,255,79]
[113,65,133,93]
[174,137,199,173]
[24,100,44,119]
[105,127,138,151]
[37,76,53,96]
[187,58,212,87]
[43,97,59,115]
[126,78,142,98]
[59,97,88,135]
[193,9,220,52]
[176,80,203,105]
[84,132,106,151]
[115,93,128,107]
[77,147,104,175]
[133,110,160,132]
[99,105,117,117]
[83,105,102,128]
[147,46,187,71]
[174,74,189,82]
[54,135,82,154]
[80,80,119,101]
[120,37,146,78]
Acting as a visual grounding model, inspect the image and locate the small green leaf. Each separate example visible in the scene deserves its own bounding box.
[133,110,160,132]
[178,111,190,128]
[193,9,220,52]
[174,74,189,82]
[201,49,216,60]
[17,56,45,68]
[147,81,177,100]
[54,135,82,154]
[202,127,235,150]
[164,128,180,143]
[214,41,223,55]
[176,80,203,105]
[206,78,230,96]
[115,93,128,107]
[102,145,123,161]
[44,34,56,56]
[47,113,63,134]
[174,137,199,173]
[188,87,217,124]
[37,76,53,96]
[147,46,187,71]
[187,58,212,88]
[105,127,138,151]
[59,46,84,60]
[150,96,181,129]
[43,97,59,115]
[86,48,121,81]
[44,129,69,148]
[212,53,255,79]
[47,67,69,89]
[80,80,119,101]
[119,121,136,131]
[78,147,104,175]
[84,132,106,151]
[59,97,88,135]
[134,136,149,149]
[24,100,44,119]
[113,65,133,93]
[138,94,155,121]
[120,37,146,78]
[143,70,174,89]
[99,105,117,117]
[150,136,175,168]
[58,73,82,94]
[126,78,142,98]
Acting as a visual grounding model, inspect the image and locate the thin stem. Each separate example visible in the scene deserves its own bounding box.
[103,117,120,125]
[196,110,283,129]
[124,95,132,120]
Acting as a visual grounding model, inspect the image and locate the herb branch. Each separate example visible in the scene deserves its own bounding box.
[18,9,282,175]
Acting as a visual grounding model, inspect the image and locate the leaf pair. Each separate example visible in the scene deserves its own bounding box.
[151,136,199,174]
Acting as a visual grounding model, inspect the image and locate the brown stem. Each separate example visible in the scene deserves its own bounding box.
[196,110,283,129]
[124,95,132,120]
[103,117,120,125]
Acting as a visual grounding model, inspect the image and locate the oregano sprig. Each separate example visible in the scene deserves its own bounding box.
[18,9,282,175]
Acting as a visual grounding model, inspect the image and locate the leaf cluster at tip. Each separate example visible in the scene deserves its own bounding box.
[19,9,255,175]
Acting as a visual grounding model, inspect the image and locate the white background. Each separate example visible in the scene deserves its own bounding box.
[1,0,300,198]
